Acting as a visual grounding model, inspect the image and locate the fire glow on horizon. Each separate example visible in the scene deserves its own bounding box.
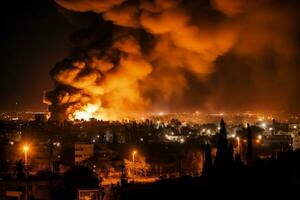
[73,103,99,121]
[45,0,300,121]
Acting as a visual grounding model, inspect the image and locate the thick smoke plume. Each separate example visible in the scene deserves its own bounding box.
[46,0,300,121]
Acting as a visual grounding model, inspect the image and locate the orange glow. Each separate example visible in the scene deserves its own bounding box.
[46,0,300,122]
[70,101,128,121]
[23,145,29,152]
[72,103,117,121]
[256,139,261,144]
[73,103,99,121]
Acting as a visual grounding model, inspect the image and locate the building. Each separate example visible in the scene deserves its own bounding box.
[75,143,94,163]
[0,173,62,200]
[77,189,104,200]
[292,132,300,150]
[263,135,292,152]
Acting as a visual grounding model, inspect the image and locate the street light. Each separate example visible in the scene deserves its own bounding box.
[132,150,137,182]
[23,145,29,168]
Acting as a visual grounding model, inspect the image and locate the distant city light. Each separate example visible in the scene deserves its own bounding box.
[53,142,60,147]
[258,135,262,140]
[180,138,185,143]
[10,141,14,145]
[261,123,266,128]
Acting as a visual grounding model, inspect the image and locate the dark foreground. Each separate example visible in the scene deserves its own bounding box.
[114,151,300,200]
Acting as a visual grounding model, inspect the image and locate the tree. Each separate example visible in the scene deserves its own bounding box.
[124,155,150,177]
[228,143,234,167]
[202,144,213,176]
[215,118,229,169]
[15,160,26,179]
[234,154,245,169]
[63,166,100,200]
[185,149,203,175]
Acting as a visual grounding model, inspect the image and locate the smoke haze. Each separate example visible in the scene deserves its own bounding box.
[46,0,300,121]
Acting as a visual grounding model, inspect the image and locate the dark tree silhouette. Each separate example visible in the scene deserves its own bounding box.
[228,143,234,167]
[202,144,213,176]
[15,160,26,179]
[63,166,100,200]
[234,154,245,168]
[215,118,229,169]
[246,124,253,165]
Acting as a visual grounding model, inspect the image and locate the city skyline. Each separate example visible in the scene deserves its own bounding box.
[2,1,300,199]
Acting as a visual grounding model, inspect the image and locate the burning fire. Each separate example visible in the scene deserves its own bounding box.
[46,0,238,122]
[71,103,120,121]
[47,0,298,122]
[73,103,100,121]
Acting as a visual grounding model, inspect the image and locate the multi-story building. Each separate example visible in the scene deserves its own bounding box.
[75,143,94,164]
[0,174,62,200]
[292,132,300,150]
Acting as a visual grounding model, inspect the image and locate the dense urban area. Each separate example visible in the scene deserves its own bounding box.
[1,112,300,199]
[2,0,300,199]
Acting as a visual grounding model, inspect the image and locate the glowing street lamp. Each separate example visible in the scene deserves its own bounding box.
[132,150,137,182]
[23,145,29,168]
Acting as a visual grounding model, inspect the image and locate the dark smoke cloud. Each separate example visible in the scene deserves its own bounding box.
[46,0,300,121]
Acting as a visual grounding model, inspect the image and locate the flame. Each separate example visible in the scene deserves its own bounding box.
[73,103,99,121]
[72,103,117,121]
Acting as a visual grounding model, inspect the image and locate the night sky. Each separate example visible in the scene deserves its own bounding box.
[0,0,78,111]
[1,0,300,115]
